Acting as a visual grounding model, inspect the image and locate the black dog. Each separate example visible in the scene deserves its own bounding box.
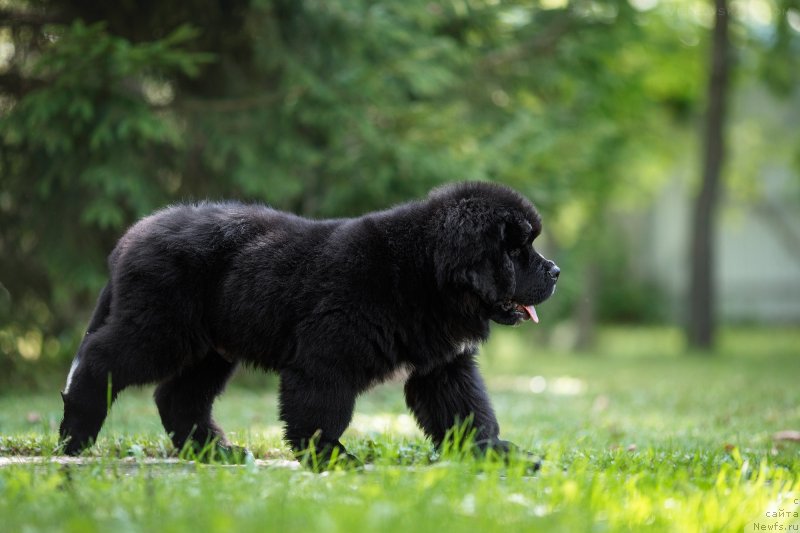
[59,182,559,462]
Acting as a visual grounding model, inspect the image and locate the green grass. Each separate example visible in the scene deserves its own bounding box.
[1,326,799,532]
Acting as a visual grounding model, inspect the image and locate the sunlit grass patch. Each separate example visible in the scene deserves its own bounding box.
[0,442,797,532]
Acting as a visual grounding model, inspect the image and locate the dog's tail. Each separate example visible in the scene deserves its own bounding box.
[86,282,112,334]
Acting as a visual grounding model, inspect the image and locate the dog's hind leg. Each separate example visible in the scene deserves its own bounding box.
[59,327,124,455]
[59,284,115,455]
[154,349,238,455]
[59,321,188,455]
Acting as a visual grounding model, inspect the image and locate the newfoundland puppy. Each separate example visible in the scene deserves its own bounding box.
[59,182,559,463]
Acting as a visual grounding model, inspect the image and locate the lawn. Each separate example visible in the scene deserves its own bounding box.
[1,327,798,532]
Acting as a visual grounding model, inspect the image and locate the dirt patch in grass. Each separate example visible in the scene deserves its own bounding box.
[0,456,302,469]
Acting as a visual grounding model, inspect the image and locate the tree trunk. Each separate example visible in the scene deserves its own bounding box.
[574,260,598,352]
[687,0,730,350]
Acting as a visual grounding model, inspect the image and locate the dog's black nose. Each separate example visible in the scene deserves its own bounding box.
[548,264,560,280]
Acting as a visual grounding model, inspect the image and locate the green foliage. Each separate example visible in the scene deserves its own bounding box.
[0,0,797,374]
[0,20,213,376]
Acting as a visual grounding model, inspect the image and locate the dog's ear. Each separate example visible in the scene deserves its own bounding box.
[433,199,515,305]
[500,212,533,249]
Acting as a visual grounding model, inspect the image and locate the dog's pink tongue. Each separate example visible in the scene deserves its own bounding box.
[524,305,539,324]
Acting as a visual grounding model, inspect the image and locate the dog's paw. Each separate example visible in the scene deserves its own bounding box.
[214,444,254,465]
[295,441,364,472]
[56,433,95,456]
[179,442,253,464]
[479,439,542,473]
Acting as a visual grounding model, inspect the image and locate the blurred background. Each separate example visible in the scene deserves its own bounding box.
[0,0,798,389]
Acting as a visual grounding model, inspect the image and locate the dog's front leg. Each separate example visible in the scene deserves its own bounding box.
[404,352,507,453]
[279,367,359,469]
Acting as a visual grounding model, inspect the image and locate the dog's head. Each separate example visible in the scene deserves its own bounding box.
[431,182,559,326]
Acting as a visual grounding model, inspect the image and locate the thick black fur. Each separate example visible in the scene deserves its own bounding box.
[59,182,559,462]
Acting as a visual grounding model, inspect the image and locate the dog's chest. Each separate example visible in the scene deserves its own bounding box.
[384,362,412,383]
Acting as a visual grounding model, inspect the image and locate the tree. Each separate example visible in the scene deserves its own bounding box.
[687,0,731,350]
